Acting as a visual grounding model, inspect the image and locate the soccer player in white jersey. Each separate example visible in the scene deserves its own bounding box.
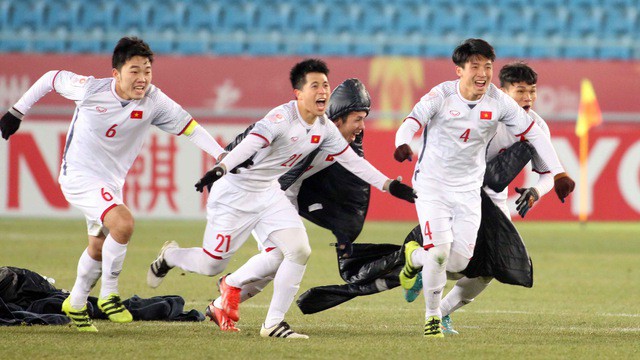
[147,60,416,339]
[426,62,567,334]
[192,78,372,332]
[393,39,575,338]
[0,37,225,332]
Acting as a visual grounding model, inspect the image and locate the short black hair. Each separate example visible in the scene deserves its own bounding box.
[112,37,154,70]
[499,61,538,88]
[451,38,496,67]
[289,58,329,90]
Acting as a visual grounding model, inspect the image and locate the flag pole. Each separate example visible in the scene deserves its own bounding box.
[578,131,588,224]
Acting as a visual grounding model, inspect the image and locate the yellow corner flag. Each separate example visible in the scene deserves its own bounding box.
[575,79,602,137]
[575,79,602,223]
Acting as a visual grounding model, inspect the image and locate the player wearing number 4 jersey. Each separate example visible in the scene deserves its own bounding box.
[394,39,574,338]
[147,59,416,339]
[0,37,225,332]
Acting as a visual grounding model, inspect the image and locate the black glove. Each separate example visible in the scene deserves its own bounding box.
[1,110,22,140]
[393,144,413,162]
[515,187,540,218]
[554,172,575,203]
[388,179,417,203]
[230,158,254,174]
[195,165,226,192]
[333,234,353,259]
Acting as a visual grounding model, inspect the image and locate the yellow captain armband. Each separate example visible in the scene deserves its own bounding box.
[181,119,199,136]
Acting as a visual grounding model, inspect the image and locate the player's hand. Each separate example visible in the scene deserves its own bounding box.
[334,240,353,259]
[393,144,413,162]
[514,187,540,218]
[195,165,226,192]
[0,110,22,140]
[553,172,575,203]
[388,177,417,203]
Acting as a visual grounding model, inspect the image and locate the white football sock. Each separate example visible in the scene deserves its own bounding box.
[99,234,127,299]
[422,243,450,318]
[264,259,306,329]
[69,248,102,309]
[166,247,228,276]
[225,249,283,288]
[440,276,492,316]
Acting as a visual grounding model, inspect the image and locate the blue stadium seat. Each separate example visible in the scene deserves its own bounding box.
[183,2,220,32]
[8,1,46,30]
[175,29,209,54]
[563,44,597,59]
[148,2,185,31]
[317,32,351,56]
[427,5,466,36]
[0,27,34,52]
[113,2,151,32]
[393,4,429,35]
[144,29,175,54]
[386,34,423,57]
[532,6,570,37]
[424,40,456,58]
[219,3,253,32]
[289,3,325,33]
[528,37,563,58]
[67,28,105,53]
[77,1,116,31]
[33,27,68,53]
[600,6,636,38]
[359,3,396,34]
[254,2,290,32]
[324,4,357,34]
[598,44,632,60]
[42,0,80,31]
[352,34,386,57]
[495,42,527,59]
[246,30,282,55]
[463,6,499,36]
[211,29,245,55]
[282,31,317,55]
[498,7,533,35]
[567,7,602,37]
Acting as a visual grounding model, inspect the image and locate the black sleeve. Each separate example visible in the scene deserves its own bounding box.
[484,141,535,193]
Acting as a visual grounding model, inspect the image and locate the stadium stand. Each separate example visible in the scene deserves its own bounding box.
[0,0,638,59]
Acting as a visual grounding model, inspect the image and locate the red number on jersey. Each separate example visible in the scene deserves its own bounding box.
[423,221,433,240]
[214,234,231,253]
[459,129,470,143]
[281,154,302,167]
[101,188,113,201]
[106,124,118,138]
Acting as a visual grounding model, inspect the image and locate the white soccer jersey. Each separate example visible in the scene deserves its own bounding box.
[31,71,193,188]
[404,81,537,192]
[484,109,551,204]
[226,100,351,191]
[284,149,337,200]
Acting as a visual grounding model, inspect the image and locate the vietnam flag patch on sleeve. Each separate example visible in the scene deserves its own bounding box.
[311,135,321,143]
[480,111,492,120]
[130,110,143,119]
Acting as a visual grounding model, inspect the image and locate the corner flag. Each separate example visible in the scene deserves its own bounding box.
[575,79,602,222]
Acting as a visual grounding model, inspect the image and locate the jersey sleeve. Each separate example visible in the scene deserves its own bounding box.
[527,111,552,173]
[148,86,193,135]
[321,120,350,156]
[396,88,443,146]
[497,91,536,137]
[250,109,290,145]
[13,70,90,114]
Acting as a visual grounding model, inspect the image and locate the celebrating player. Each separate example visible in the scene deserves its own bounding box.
[147,60,416,339]
[394,39,575,338]
[0,37,225,331]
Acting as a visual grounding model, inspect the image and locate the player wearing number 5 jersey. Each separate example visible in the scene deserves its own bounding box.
[394,39,574,338]
[0,37,225,332]
[147,59,416,339]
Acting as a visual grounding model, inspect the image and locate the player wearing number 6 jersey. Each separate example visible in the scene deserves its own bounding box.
[394,39,574,338]
[147,59,416,339]
[0,37,225,332]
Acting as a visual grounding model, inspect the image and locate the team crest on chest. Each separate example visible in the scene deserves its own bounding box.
[311,135,321,143]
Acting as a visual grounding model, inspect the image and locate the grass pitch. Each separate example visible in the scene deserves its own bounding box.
[1,219,639,359]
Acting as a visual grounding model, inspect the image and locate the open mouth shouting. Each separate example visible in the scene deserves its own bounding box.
[315,97,327,112]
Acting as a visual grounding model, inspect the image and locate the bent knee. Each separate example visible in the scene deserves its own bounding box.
[446,252,470,273]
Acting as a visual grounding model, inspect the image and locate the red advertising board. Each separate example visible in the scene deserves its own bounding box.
[1,54,639,220]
